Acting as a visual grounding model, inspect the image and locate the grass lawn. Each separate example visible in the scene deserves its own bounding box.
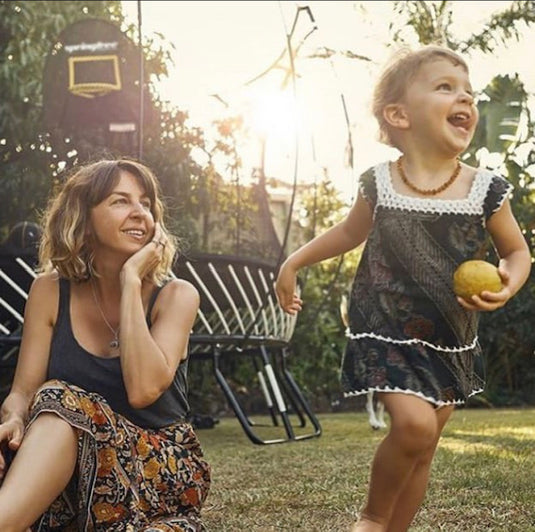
[196,408,535,532]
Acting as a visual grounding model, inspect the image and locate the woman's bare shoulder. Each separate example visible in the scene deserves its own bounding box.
[26,272,61,323]
[29,271,60,295]
[161,278,200,304]
[149,278,200,327]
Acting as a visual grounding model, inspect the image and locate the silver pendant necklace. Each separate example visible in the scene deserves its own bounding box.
[90,279,120,350]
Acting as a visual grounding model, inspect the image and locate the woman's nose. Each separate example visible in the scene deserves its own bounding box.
[130,202,148,218]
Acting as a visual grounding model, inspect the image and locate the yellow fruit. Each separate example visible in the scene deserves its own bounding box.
[453,260,503,299]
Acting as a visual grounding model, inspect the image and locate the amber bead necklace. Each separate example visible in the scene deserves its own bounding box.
[397,157,461,196]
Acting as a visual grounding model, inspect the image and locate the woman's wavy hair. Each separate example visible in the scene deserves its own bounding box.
[39,159,178,284]
[372,44,469,149]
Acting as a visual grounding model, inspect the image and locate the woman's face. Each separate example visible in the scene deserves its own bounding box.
[88,170,155,256]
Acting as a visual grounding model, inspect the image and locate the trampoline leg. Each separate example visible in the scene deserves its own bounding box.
[252,355,279,426]
[273,352,307,428]
[280,347,322,436]
[259,345,295,440]
[212,346,264,445]
[208,344,321,445]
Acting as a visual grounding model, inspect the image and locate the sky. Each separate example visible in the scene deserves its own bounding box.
[122,1,535,202]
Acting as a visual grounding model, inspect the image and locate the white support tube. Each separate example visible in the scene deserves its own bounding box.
[15,258,37,278]
[244,266,269,335]
[186,261,231,335]
[0,297,24,324]
[0,269,29,300]
[258,268,278,337]
[209,263,246,334]
[257,371,273,408]
[228,264,259,335]
[264,363,286,413]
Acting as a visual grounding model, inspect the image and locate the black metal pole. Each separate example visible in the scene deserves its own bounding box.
[137,0,144,160]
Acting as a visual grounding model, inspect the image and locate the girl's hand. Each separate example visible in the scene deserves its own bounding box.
[120,222,167,286]
[457,265,511,312]
[275,262,303,315]
[0,418,25,481]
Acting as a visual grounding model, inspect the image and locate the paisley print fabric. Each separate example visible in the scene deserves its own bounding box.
[342,163,513,407]
[29,380,211,531]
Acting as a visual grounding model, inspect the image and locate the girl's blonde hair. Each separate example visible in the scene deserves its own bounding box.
[39,159,177,284]
[372,45,469,148]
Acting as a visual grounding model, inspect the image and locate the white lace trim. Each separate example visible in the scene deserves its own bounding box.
[346,330,478,353]
[373,161,496,216]
[343,385,484,408]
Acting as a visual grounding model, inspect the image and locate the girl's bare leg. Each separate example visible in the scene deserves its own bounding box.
[351,394,441,532]
[0,413,78,531]
[385,405,454,532]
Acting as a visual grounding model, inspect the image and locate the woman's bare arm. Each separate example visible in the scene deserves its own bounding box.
[0,274,57,477]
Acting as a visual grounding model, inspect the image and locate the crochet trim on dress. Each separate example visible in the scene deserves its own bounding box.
[374,161,495,216]
[346,330,479,353]
[343,385,484,408]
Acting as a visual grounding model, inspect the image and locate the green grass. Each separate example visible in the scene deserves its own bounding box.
[196,408,535,531]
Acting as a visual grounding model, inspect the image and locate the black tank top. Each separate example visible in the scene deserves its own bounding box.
[48,279,190,428]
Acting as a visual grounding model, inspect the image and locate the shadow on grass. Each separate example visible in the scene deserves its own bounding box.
[197,408,535,531]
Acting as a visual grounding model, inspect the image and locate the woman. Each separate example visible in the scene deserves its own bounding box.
[0,159,211,531]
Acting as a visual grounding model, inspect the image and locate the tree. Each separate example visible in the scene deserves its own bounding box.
[0,1,125,237]
[0,1,264,258]
[390,0,535,52]
[473,81,535,404]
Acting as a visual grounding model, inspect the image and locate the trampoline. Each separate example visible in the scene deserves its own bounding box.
[0,251,321,445]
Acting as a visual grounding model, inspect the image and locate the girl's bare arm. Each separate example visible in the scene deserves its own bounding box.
[458,199,531,311]
[276,194,373,313]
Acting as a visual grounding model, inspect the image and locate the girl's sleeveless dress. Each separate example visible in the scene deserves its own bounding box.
[342,162,512,407]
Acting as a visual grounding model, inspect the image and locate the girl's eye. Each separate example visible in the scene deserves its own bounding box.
[141,202,152,210]
[437,83,452,91]
[112,197,127,204]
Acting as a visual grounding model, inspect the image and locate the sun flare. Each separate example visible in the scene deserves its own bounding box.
[248,87,298,143]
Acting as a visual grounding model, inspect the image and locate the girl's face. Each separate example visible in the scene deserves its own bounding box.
[88,170,155,256]
[400,58,479,157]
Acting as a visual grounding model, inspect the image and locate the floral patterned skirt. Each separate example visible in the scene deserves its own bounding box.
[27,380,211,531]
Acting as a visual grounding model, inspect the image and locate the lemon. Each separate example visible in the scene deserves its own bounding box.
[453,260,503,299]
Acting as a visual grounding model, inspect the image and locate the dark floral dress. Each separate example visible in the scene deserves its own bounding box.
[342,162,512,407]
[28,380,211,531]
